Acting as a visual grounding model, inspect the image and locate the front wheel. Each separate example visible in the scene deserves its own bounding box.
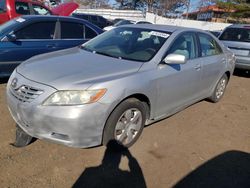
[13,124,33,147]
[103,98,147,148]
[209,74,228,103]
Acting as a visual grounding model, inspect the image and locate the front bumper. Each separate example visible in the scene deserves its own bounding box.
[6,71,110,148]
[235,56,250,70]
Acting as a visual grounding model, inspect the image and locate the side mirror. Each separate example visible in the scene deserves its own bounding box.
[163,54,187,65]
[6,34,17,42]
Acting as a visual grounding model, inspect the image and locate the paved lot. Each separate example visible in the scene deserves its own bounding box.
[0,70,249,188]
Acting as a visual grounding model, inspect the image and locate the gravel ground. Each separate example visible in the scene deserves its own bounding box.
[0,70,249,188]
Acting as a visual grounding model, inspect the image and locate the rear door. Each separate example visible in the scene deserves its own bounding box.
[0,20,58,76]
[197,33,226,94]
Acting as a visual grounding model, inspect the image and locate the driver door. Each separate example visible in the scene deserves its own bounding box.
[154,32,203,117]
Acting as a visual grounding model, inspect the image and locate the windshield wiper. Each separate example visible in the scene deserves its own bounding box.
[94,51,121,59]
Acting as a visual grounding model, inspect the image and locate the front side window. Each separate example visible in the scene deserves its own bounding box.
[199,33,222,57]
[32,4,51,15]
[15,22,56,39]
[15,2,30,15]
[168,33,197,60]
[81,27,170,62]
[0,0,6,13]
[61,22,84,39]
[220,27,250,42]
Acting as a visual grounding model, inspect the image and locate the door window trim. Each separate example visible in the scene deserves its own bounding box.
[196,32,223,58]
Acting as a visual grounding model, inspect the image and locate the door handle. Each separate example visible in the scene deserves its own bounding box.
[46,44,56,48]
[194,64,201,70]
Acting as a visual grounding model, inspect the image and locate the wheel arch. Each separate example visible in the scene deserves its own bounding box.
[225,71,231,80]
[101,93,151,144]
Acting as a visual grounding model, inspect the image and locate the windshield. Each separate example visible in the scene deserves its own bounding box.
[220,27,250,42]
[114,20,133,26]
[0,0,6,13]
[81,27,171,62]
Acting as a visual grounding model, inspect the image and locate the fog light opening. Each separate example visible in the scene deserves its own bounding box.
[51,132,70,141]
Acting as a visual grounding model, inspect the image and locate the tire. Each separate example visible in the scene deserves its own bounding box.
[209,74,228,103]
[13,124,33,147]
[103,98,147,148]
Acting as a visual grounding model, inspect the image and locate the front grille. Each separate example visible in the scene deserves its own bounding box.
[10,85,44,103]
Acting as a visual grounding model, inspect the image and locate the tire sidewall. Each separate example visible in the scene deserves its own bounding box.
[211,74,228,103]
[103,98,147,148]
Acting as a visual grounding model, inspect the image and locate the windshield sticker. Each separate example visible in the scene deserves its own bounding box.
[16,18,26,23]
[149,31,170,38]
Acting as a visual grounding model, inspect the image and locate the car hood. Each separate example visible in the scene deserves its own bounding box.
[17,47,143,90]
[51,2,79,16]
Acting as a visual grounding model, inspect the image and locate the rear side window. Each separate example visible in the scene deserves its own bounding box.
[32,4,51,15]
[61,22,84,39]
[85,26,97,39]
[15,22,56,39]
[198,33,222,57]
[0,0,6,13]
[168,33,197,60]
[219,27,250,42]
[15,2,30,15]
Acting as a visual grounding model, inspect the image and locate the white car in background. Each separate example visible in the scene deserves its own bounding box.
[104,19,152,31]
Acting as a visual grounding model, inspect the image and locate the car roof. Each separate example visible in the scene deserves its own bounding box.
[228,24,250,28]
[16,15,103,33]
[119,24,202,33]
[20,15,77,21]
[19,15,102,25]
[72,13,104,18]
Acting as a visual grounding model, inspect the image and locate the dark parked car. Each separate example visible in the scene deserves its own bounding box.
[0,15,103,77]
[72,13,112,29]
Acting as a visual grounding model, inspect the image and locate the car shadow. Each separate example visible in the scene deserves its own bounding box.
[0,77,9,84]
[72,140,147,188]
[233,69,250,78]
[174,150,250,188]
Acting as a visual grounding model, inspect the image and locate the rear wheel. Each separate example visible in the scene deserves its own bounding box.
[103,98,147,148]
[209,74,228,103]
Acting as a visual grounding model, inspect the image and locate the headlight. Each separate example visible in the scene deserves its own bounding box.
[43,89,106,106]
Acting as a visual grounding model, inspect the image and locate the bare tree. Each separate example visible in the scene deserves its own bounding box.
[76,0,110,8]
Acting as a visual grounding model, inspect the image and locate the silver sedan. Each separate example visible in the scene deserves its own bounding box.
[6,24,235,148]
